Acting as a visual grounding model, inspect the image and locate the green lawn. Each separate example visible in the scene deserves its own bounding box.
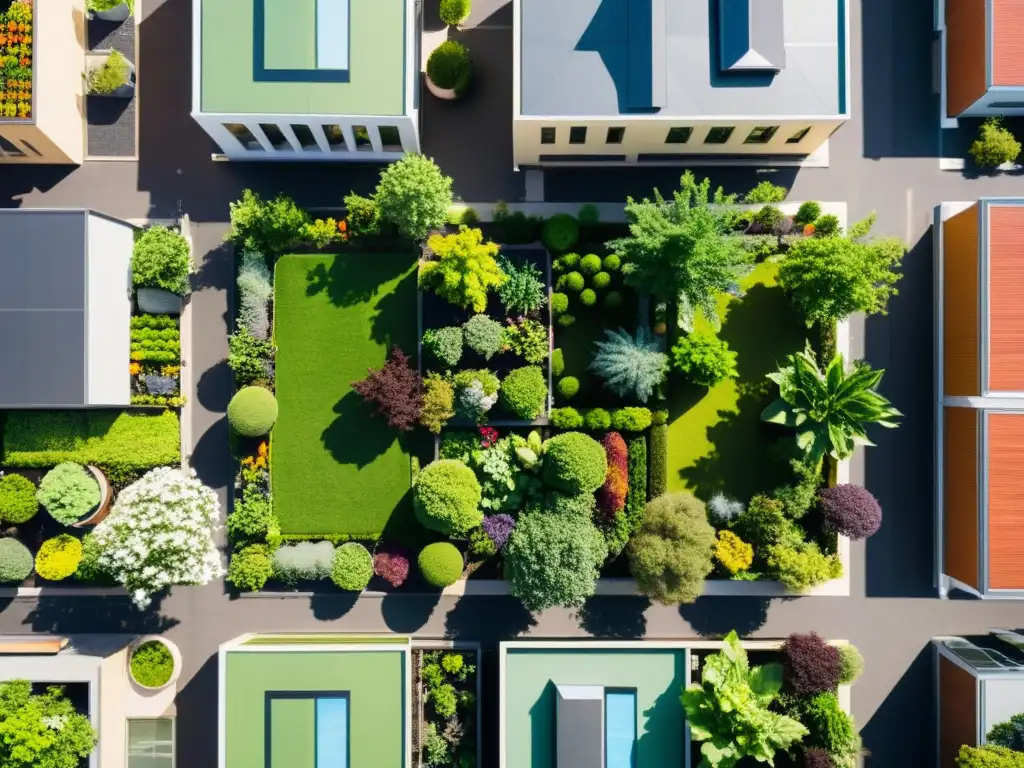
[272,253,419,539]
[665,262,806,504]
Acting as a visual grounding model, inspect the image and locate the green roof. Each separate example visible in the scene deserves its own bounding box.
[224,648,406,768]
[200,0,407,116]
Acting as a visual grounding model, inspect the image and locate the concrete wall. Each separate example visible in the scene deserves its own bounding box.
[512,118,844,166]
[85,213,133,407]
[0,0,85,164]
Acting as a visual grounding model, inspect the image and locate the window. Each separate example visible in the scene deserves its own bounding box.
[540,127,556,144]
[704,127,735,144]
[20,139,41,156]
[987,102,1024,109]
[0,135,24,156]
[379,125,403,151]
[352,125,373,151]
[569,126,587,144]
[664,127,693,144]
[786,126,812,144]
[323,124,348,151]
[224,124,263,150]
[259,123,291,150]
[127,718,174,768]
[744,126,779,144]
[606,127,625,144]
[290,124,319,150]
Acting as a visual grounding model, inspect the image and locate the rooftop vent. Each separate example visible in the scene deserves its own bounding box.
[719,0,786,72]
[555,685,604,768]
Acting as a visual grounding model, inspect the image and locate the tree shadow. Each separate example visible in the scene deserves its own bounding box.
[308,592,359,621]
[320,390,401,469]
[718,283,806,383]
[528,682,556,767]
[24,595,180,634]
[678,596,773,637]
[304,251,414,310]
[191,240,234,293]
[444,595,537,641]
[189,415,232,492]
[381,593,444,633]
[175,652,219,768]
[575,596,650,638]
[196,359,231,413]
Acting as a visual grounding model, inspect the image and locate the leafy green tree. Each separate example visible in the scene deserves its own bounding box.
[778,213,905,326]
[374,154,453,239]
[762,343,901,465]
[589,327,668,403]
[670,331,738,387]
[970,118,1022,168]
[0,680,97,768]
[608,172,751,330]
[419,227,505,312]
[227,189,310,254]
[682,630,807,768]
[988,713,1024,752]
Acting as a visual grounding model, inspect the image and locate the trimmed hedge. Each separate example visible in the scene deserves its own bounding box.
[500,366,547,420]
[0,538,33,583]
[419,542,464,587]
[0,474,38,524]
[542,432,607,495]
[626,436,647,528]
[414,460,483,535]
[648,425,667,499]
[35,534,83,581]
[228,386,279,437]
[331,542,374,591]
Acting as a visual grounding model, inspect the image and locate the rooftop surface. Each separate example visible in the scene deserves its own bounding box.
[519,0,845,117]
[223,647,406,768]
[503,647,686,768]
[200,0,407,116]
[993,0,1024,86]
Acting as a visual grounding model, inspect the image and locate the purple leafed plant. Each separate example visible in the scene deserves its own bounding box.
[373,548,411,588]
[817,484,882,540]
[482,514,515,551]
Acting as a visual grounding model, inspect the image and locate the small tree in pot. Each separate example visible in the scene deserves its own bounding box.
[426,41,473,100]
[87,50,135,97]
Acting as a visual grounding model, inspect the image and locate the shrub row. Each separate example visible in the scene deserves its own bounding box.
[625,436,647,528]
[648,424,667,498]
[550,406,653,432]
[131,314,179,330]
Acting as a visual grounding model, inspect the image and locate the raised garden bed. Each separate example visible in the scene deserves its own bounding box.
[413,644,480,768]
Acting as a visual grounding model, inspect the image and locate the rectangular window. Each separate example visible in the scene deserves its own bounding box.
[786,126,812,144]
[704,127,735,144]
[290,124,319,150]
[664,127,693,144]
[379,125,403,151]
[352,125,373,151]
[223,124,263,151]
[127,718,174,768]
[606,127,625,144]
[259,123,291,150]
[540,127,556,144]
[569,126,587,144]
[0,135,25,156]
[323,124,347,151]
[744,126,779,144]
[987,102,1024,109]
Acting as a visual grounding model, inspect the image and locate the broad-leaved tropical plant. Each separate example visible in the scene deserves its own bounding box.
[761,343,900,465]
[682,630,807,768]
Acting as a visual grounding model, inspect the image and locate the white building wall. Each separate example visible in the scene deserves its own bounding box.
[85,213,133,407]
[512,117,843,166]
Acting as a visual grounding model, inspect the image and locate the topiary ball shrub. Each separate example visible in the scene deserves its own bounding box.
[426,40,473,96]
[541,432,607,495]
[550,407,583,429]
[551,348,565,377]
[132,225,191,295]
[794,201,823,226]
[579,254,602,275]
[838,643,864,685]
[463,314,505,360]
[0,538,33,583]
[555,252,580,272]
[782,631,842,695]
[551,292,569,315]
[557,376,580,400]
[591,271,611,290]
[130,640,175,688]
[584,407,612,431]
[500,366,548,420]
[818,484,882,540]
[419,542,464,587]
[227,386,279,437]
[542,214,580,253]
[423,326,463,368]
[604,290,622,308]
[557,271,585,292]
[579,289,597,307]
[602,254,621,272]
[35,534,83,581]
[414,459,483,535]
[227,543,273,591]
[0,473,38,524]
[37,463,101,526]
[439,0,471,25]
[331,542,373,591]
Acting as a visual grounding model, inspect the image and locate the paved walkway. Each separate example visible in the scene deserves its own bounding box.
[1,0,1024,765]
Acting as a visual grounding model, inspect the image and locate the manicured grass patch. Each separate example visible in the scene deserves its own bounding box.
[2,410,180,476]
[272,253,419,539]
[666,262,806,502]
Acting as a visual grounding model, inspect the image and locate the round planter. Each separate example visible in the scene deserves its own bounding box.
[425,72,458,101]
[93,2,130,21]
[128,636,181,693]
[90,60,136,99]
[72,466,113,529]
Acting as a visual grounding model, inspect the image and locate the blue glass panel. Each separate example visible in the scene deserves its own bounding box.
[316,697,348,768]
[605,690,636,768]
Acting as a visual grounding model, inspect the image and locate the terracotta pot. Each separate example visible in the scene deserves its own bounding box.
[128,636,182,693]
[425,73,458,101]
[73,466,114,528]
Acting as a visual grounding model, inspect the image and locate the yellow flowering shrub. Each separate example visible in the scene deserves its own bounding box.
[714,530,753,575]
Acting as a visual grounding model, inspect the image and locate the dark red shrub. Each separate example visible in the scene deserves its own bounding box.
[598,432,628,516]
[782,631,842,695]
[352,346,423,431]
[803,747,834,768]
[818,484,882,540]
[373,547,411,588]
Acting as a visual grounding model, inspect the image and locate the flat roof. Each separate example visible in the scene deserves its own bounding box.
[984,202,1024,393]
[992,0,1024,87]
[519,0,845,118]
[199,0,407,116]
[223,647,406,768]
[502,647,686,768]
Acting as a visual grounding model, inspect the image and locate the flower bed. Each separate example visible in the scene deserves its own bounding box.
[130,315,183,406]
[415,646,479,768]
[0,1,33,120]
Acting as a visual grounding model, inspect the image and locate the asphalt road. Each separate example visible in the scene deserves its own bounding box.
[2,0,1024,765]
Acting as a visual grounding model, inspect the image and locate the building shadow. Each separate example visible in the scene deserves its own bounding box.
[174,652,219,768]
[575,596,650,638]
[864,230,935,597]
[678,596,773,636]
[860,645,933,766]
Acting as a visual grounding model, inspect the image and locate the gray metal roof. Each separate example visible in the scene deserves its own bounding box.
[519,0,844,118]
[555,684,604,768]
[720,0,786,71]
[0,210,88,407]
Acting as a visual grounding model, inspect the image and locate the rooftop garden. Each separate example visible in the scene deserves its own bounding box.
[0,1,32,119]
[222,163,905,611]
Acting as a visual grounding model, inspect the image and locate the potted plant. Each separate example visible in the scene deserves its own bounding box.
[128,636,181,692]
[426,41,473,100]
[86,50,135,98]
[87,0,134,22]
[36,463,112,527]
[439,0,471,28]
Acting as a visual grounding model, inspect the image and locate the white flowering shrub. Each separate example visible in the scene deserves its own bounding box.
[93,467,224,608]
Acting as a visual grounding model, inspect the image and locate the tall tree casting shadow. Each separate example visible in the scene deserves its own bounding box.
[575,596,650,638]
[679,596,773,637]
